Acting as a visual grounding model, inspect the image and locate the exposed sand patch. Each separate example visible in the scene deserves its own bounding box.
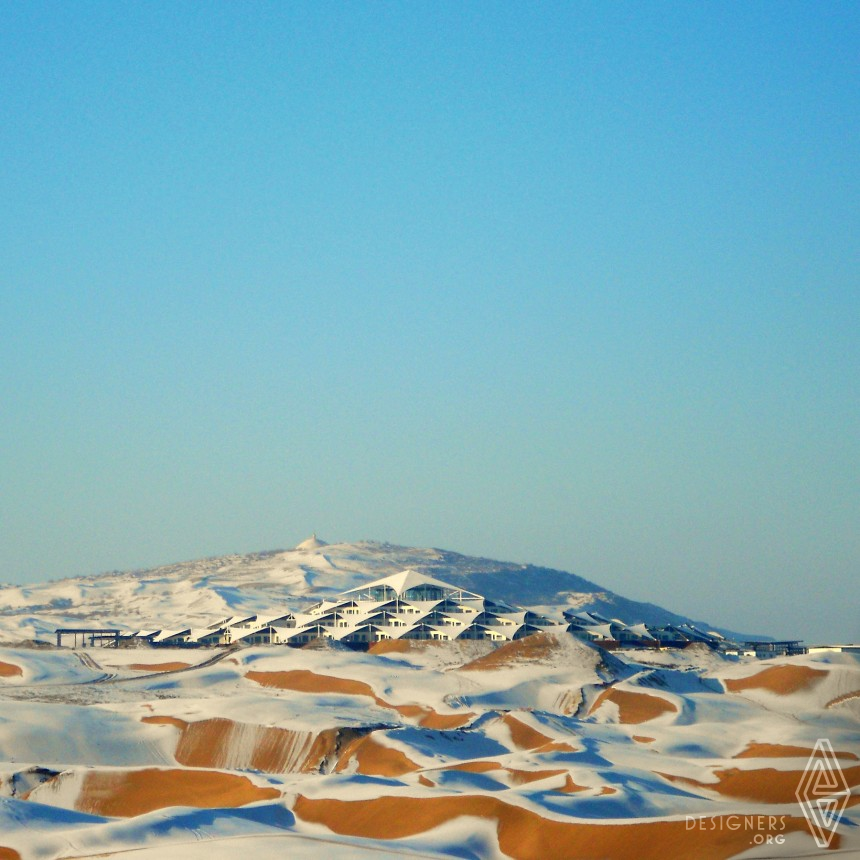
[141,715,339,773]
[827,689,860,708]
[501,714,575,752]
[292,795,819,860]
[177,719,316,772]
[441,760,502,774]
[633,736,655,744]
[589,688,677,723]
[558,774,589,793]
[0,661,23,678]
[128,662,191,672]
[334,735,420,777]
[394,703,474,729]
[369,639,445,655]
[735,742,859,761]
[76,768,280,817]
[246,668,376,698]
[724,665,827,695]
[662,765,860,804]
[458,632,562,671]
[245,668,473,729]
[505,767,568,786]
[141,715,188,731]
[0,848,22,860]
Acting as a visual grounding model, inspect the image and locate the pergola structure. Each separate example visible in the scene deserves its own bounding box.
[56,628,120,648]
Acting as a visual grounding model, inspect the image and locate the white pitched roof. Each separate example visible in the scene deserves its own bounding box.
[340,568,481,599]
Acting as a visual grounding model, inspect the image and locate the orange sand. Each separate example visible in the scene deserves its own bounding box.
[76,768,280,817]
[142,715,188,731]
[735,742,859,760]
[501,714,575,752]
[558,774,590,793]
[662,765,860,804]
[724,665,827,695]
[458,632,561,671]
[0,849,21,860]
[827,689,860,708]
[633,736,656,744]
[128,662,191,672]
[505,767,568,786]
[589,688,677,723]
[292,795,820,860]
[247,668,376,698]
[246,668,473,729]
[394,703,474,729]
[141,715,340,773]
[179,719,314,772]
[334,735,420,777]
[369,639,446,655]
[299,729,342,773]
[0,662,23,678]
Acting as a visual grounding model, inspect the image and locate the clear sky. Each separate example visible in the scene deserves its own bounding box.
[2,2,858,644]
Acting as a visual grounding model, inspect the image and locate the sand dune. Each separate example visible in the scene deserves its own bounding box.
[589,687,677,723]
[734,742,859,760]
[441,759,502,773]
[143,716,317,772]
[458,632,569,671]
[2,638,858,857]
[0,662,22,678]
[827,689,860,708]
[75,768,281,817]
[369,639,445,655]
[246,667,471,728]
[247,668,377,699]
[292,795,819,860]
[142,715,348,773]
[663,764,860,804]
[500,714,576,752]
[724,664,827,695]
[334,734,420,777]
[504,766,569,786]
[392,703,474,729]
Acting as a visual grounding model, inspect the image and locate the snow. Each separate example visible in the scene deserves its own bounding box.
[0,540,857,859]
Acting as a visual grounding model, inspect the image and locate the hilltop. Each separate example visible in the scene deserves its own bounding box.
[0,538,761,643]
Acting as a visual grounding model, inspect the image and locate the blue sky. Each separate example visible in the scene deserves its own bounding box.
[1,2,858,644]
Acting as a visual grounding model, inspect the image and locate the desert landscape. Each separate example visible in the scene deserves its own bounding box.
[0,541,857,859]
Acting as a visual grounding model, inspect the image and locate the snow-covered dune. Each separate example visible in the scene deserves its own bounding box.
[0,541,856,858]
[1,636,858,858]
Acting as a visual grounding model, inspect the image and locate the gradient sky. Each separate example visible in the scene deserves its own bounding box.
[2,2,858,644]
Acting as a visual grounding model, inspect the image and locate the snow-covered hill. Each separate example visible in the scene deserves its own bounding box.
[0,538,761,643]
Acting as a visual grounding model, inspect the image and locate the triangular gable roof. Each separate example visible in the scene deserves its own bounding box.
[589,623,615,639]
[340,568,482,600]
[627,623,656,640]
[153,628,191,642]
